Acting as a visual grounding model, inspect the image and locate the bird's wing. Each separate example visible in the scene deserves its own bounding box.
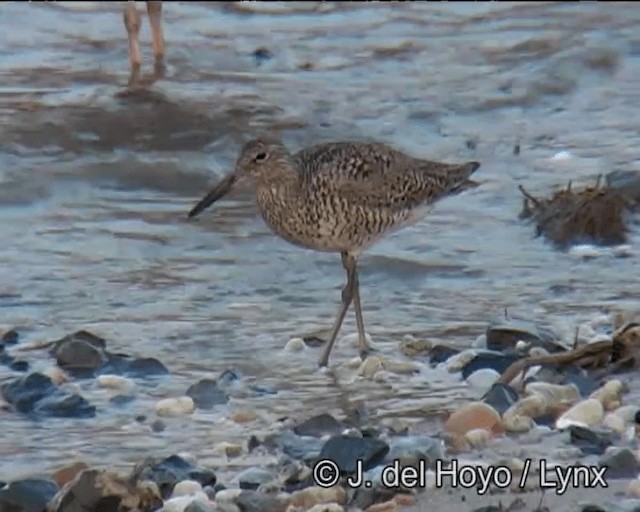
[296,142,479,209]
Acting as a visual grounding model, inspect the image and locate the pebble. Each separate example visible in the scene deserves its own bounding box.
[319,435,389,473]
[172,480,204,498]
[42,366,69,386]
[162,495,209,512]
[235,467,274,490]
[358,356,384,378]
[399,336,432,357]
[604,412,627,434]
[52,461,89,486]
[231,411,259,424]
[525,382,580,405]
[213,442,243,458]
[556,398,604,430]
[381,359,420,375]
[186,379,229,409]
[155,397,195,417]
[465,368,501,390]
[628,478,640,498]
[284,338,306,352]
[590,380,624,410]
[503,393,557,432]
[464,428,491,449]
[306,505,344,512]
[294,413,344,438]
[482,383,519,415]
[445,401,505,436]
[96,374,136,393]
[443,349,478,373]
[289,486,347,508]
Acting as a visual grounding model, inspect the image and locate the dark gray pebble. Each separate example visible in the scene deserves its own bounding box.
[319,434,389,474]
[0,478,58,512]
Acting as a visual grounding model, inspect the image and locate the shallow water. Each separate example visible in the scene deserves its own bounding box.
[1,1,640,480]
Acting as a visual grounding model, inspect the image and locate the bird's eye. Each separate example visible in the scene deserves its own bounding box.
[255,152,267,162]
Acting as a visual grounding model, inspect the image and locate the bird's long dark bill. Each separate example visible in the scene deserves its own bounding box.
[188,173,237,218]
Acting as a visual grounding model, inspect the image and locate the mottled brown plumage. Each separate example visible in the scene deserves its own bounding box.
[188,138,480,367]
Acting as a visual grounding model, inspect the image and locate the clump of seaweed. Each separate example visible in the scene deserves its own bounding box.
[518,175,633,250]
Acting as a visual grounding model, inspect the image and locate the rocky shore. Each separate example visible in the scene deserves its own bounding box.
[3,312,640,512]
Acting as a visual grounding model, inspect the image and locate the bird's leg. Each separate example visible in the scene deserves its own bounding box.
[318,252,356,368]
[123,2,142,85]
[146,1,165,77]
[350,259,372,360]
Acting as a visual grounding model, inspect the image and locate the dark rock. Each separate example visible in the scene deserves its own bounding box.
[150,419,166,432]
[0,352,15,366]
[293,413,344,438]
[98,355,169,379]
[428,345,460,364]
[235,490,286,512]
[131,455,216,499]
[217,369,241,388]
[36,392,95,419]
[236,467,274,491]
[2,372,96,419]
[2,373,55,409]
[266,431,324,462]
[635,410,640,424]
[482,383,519,415]
[253,47,273,66]
[48,469,162,512]
[249,384,278,396]
[2,329,20,346]
[319,435,389,474]
[580,506,606,512]
[486,318,563,352]
[349,487,396,510]
[569,425,613,456]
[461,352,521,380]
[0,478,59,512]
[9,360,29,372]
[186,379,229,409]
[599,448,640,479]
[50,332,108,375]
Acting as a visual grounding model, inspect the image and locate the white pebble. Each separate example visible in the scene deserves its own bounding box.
[568,244,603,260]
[96,374,135,393]
[472,334,487,348]
[551,150,573,161]
[603,412,626,434]
[161,496,209,512]
[172,480,203,498]
[155,397,195,417]
[613,244,634,258]
[43,366,69,385]
[444,349,478,372]
[283,338,306,352]
[555,398,604,430]
[465,368,500,390]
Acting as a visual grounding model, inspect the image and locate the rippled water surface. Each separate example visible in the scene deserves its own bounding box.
[1,1,640,480]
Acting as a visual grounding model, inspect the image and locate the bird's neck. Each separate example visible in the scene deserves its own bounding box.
[256,155,301,192]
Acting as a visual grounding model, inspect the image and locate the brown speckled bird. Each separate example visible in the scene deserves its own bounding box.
[188,138,480,367]
[123,1,165,85]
